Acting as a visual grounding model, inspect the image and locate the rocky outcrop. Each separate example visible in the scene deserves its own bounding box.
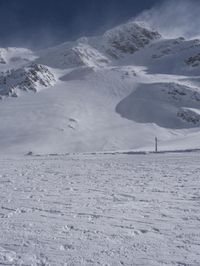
[0,64,55,98]
[104,22,161,58]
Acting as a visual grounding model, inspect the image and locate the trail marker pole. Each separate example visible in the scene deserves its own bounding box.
[155,137,158,153]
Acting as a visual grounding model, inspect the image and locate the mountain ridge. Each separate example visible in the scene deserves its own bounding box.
[0,21,200,154]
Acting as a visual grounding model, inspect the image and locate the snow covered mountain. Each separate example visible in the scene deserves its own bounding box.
[0,64,56,98]
[0,21,200,154]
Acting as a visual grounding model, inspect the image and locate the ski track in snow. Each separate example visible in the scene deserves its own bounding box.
[0,153,200,266]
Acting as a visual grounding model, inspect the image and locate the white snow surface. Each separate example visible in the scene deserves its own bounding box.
[0,152,200,265]
[0,21,200,154]
[0,47,37,71]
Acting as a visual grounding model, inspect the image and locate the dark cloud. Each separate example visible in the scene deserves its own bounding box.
[0,0,159,49]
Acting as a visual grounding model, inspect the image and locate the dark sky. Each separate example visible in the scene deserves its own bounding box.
[0,0,161,49]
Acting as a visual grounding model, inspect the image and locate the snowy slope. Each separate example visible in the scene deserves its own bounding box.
[0,47,37,71]
[0,21,200,154]
[116,82,200,129]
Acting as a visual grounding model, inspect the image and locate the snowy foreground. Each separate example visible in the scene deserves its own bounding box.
[0,153,200,266]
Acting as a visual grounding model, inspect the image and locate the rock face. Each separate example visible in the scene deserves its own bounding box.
[0,64,56,98]
[104,22,161,58]
[185,53,200,67]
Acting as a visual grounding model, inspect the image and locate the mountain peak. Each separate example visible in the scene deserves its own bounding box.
[104,21,161,55]
[0,19,200,154]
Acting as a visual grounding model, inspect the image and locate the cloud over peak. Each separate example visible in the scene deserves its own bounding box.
[135,0,200,40]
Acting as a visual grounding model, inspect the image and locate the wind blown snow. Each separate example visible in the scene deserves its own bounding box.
[135,0,200,40]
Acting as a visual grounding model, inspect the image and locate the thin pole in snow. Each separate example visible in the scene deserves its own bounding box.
[155,137,158,153]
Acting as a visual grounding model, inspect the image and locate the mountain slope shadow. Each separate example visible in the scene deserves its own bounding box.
[116,82,200,129]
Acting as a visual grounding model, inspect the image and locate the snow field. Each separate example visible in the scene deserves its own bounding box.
[0,153,199,265]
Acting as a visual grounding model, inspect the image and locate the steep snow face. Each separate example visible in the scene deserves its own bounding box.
[0,64,56,98]
[116,83,200,129]
[128,37,200,75]
[37,43,110,69]
[103,22,161,58]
